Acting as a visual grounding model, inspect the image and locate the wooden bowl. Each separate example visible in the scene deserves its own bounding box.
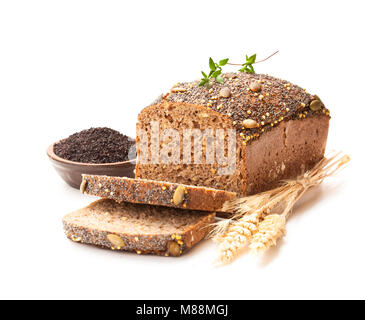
[47,143,136,189]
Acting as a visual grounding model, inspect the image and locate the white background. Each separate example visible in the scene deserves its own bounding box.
[0,0,364,300]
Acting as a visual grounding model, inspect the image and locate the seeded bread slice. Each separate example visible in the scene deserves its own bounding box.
[63,199,215,256]
[81,175,237,213]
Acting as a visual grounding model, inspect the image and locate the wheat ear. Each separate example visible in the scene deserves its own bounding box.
[214,213,260,264]
[249,214,287,254]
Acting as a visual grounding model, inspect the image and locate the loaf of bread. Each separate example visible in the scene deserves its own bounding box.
[136,72,330,195]
[63,199,215,256]
[81,174,236,212]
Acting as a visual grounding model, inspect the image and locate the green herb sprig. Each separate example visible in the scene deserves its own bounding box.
[238,54,256,73]
[199,57,229,87]
[199,51,278,88]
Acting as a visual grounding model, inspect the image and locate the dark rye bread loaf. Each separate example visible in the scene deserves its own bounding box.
[81,175,237,212]
[63,199,215,256]
[136,72,330,195]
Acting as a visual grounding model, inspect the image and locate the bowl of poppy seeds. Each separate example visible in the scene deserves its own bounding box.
[47,127,136,189]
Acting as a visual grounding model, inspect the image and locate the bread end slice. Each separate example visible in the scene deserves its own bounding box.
[63,199,215,257]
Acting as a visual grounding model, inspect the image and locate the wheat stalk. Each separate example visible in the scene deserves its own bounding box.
[212,152,350,264]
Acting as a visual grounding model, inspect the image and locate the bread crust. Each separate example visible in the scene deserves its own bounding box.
[245,114,329,194]
[63,199,215,256]
[82,175,237,212]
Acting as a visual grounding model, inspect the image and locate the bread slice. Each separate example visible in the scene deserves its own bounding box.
[81,175,237,212]
[63,199,215,256]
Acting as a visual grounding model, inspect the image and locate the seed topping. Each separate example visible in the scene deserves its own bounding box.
[168,241,182,257]
[107,234,125,248]
[249,80,262,92]
[173,185,186,206]
[219,87,231,98]
[242,119,258,128]
[163,72,329,145]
